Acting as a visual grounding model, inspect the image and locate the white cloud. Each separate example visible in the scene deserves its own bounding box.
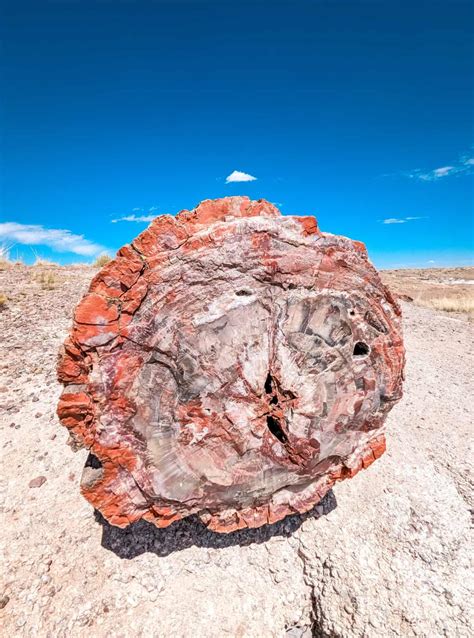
[148,206,159,212]
[225,170,257,183]
[417,166,455,181]
[0,222,105,256]
[111,214,155,223]
[433,166,454,177]
[132,207,143,212]
[407,154,474,181]
[381,216,427,225]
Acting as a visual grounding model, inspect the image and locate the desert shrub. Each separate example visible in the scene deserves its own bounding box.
[93,254,112,268]
[0,293,7,308]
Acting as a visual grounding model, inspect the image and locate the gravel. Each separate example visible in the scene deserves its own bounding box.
[0,264,472,637]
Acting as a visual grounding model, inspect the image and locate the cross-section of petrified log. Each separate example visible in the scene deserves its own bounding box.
[57,197,404,533]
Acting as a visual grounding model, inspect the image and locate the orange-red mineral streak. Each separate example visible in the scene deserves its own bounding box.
[57,197,404,533]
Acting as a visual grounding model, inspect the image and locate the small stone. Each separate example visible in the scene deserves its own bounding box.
[29,476,47,489]
[0,595,9,609]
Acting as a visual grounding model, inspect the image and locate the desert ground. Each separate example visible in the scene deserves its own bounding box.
[381,266,474,314]
[0,263,472,637]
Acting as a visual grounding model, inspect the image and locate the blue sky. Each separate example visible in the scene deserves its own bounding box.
[1,0,473,268]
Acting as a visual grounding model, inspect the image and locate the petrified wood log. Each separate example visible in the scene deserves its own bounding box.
[57,197,404,533]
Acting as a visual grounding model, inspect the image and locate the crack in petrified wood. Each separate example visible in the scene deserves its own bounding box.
[57,197,404,533]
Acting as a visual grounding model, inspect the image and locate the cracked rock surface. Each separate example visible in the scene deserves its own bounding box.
[57,197,404,532]
[0,262,472,636]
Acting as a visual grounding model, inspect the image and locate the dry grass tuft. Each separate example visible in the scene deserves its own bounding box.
[34,258,59,267]
[0,293,7,309]
[0,258,24,270]
[417,296,474,315]
[0,244,14,270]
[35,271,58,290]
[93,254,112,268]
[0,259,11,271]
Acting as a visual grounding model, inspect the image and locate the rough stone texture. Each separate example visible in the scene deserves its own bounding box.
[57,197,404,532]
[0,264,472,636]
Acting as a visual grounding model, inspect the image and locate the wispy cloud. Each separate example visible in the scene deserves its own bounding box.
[111,214,156,223]
[380,216,427,225]
[0,222,105,256]
[225,170,257,183]
[405,154,474,181]
[112,205,159,222]
[382,218,407,224]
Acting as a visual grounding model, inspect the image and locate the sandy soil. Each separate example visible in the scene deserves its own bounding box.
[0,264,472,637]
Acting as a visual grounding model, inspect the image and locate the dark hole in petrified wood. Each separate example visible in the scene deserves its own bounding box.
[353,341,370,356]
[81,453,104,490]
[85,453,102,469]
[264,373,273,394]
[264,373,291,444]
[266,415,289,444]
